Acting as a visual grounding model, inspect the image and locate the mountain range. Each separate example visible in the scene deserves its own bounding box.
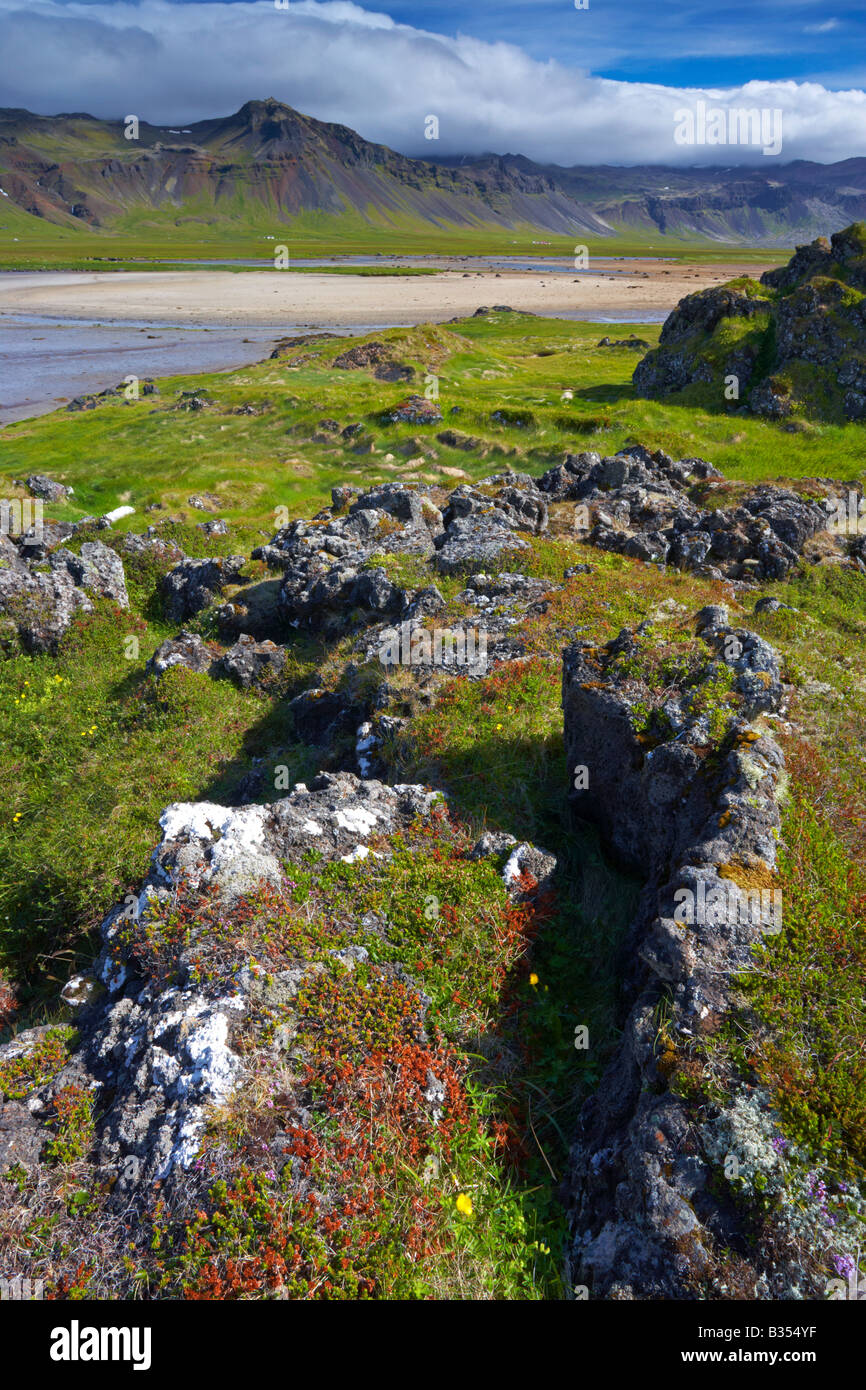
[1,97,865,247]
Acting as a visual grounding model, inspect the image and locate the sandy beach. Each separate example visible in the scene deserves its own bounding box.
[0,260,766,328]
[0,258,778,423]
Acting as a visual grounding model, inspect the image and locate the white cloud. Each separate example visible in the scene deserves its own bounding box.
[804,18,841,33]
[0,0,863,165]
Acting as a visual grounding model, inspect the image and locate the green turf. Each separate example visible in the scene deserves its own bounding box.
[1,315,862,527]
[0,203,788,272]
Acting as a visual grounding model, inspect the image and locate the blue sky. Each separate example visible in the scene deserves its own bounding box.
[1,0,864,164]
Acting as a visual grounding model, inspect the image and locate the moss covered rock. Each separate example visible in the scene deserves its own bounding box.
[633,222,866,422]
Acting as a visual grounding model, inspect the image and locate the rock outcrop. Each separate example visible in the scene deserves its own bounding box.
[1,774,554,1212]
[251,475,549,633]
[0,779,437,1193]
[563,608,792,1297]
[634,221,866,421]
[539,444,831,581]
[383,395,443,425]
[332,341,414,382]
[24,474,72,502]
[2,428,860,1301]
[0,534,129,653]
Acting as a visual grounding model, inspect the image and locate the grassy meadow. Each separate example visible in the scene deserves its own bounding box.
[0,192,789,270]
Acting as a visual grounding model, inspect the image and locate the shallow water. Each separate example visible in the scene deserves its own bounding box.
[113,254,675,274]
[0,318,343,425]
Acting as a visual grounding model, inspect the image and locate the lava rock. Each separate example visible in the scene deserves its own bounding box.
[146,631,215,678]
[217,633,287,688]
[161,555,247,623]
[25,474,71,502]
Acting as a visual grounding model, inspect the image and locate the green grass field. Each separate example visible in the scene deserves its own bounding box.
[0,315,859,527]
[0,194,789,271]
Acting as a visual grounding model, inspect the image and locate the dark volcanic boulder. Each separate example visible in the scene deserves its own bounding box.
[215,634,287,688]
[332,341,414,382]
[51,541,129,608]
[598,335,650,350]
[431,474,553,575]
[563,637,711,869]
[0,1099,49,1175]
[0,563,90,654]
[25,474,71,503]
[252,483,448,631]
[543,443,829,582]
[161,555,246,622]
[434,511,528,575]
[146,630,215,678]
[349,482,444,541]
[0,536,130,653]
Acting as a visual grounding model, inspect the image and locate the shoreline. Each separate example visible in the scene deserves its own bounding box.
[0,257,776,424]
[0,260,765,329]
